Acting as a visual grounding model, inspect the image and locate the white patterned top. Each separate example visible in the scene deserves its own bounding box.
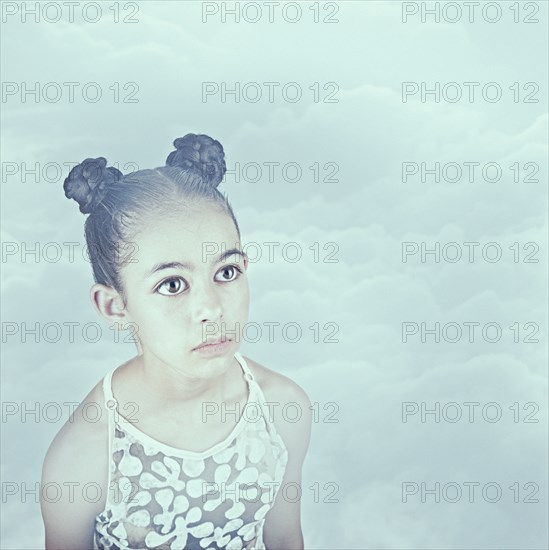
[93,352,288,550]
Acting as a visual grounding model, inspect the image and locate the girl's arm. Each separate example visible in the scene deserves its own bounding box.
[41,403,108,548]
[262,381,313,550]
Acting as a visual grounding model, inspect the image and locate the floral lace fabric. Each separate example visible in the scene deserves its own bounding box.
[93,353,288,550]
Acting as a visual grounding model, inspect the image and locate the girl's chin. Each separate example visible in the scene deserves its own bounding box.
[142,341,237,366]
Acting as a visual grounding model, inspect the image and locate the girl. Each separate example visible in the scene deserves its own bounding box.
[40,134,312,550]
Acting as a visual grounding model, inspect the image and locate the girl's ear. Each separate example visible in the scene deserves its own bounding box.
[90,283,131,325]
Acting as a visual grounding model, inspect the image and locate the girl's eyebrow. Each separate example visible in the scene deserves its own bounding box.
[144,248,245,279]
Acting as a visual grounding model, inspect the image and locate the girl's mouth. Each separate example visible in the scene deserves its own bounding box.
[192,339,233,356]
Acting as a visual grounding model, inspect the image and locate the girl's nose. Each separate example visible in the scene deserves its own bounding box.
[195,286,224,325]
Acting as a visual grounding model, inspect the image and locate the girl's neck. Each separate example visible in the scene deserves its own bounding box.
[130,352,238,409]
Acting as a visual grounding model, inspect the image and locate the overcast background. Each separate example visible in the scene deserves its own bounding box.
[1,1,548,548]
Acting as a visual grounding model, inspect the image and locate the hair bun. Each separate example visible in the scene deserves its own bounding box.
[166,133,226,188]
[63,157,123,214]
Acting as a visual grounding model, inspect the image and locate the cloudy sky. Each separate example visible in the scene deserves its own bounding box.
[1,1,547,548]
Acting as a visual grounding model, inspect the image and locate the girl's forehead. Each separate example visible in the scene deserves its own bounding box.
[142,206,234,236]
[129,209,240,262]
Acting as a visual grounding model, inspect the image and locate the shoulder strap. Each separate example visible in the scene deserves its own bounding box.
[234,351,255,382]
[102,368,119,411]
[234,352,281,439]
[101,368,118,504]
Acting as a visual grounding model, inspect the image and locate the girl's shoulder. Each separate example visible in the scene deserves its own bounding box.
[243,354,307,392]
[242,355,313,466]
[42,356,135,473]
[242,355,312,419]
[40,362,123,532]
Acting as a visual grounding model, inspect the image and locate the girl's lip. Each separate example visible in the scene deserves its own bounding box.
[193,338,230,350]
[192,339,232,353]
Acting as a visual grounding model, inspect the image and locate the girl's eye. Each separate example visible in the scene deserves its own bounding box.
[156,278,187,296]
[215,265,242,282]
[155,266,242,296]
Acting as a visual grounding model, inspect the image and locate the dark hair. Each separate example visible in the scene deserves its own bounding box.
[63,134,240,306]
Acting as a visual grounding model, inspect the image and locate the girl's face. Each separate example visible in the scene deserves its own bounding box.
[119,203,249,378]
